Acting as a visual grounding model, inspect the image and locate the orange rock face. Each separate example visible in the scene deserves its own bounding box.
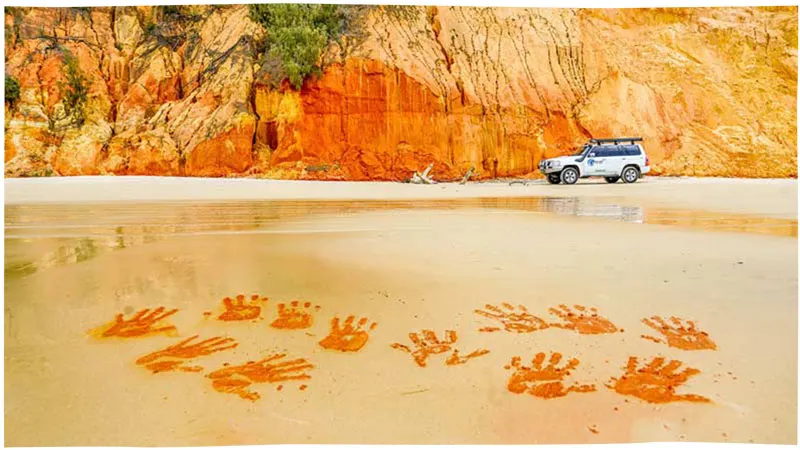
[4,6,797,179]
[256,60,471,181]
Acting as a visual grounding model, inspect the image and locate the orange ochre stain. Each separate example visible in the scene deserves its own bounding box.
[318,315,378,352]
[391,329,489,367]
[90,307,179,339]
[606,356,711,404]
[136,335,238,374]
[505,352,596,399]
[475,303,550,333]
[270,301,321,330]
[548,304,619,334]
[218,294,268,322]
[208,354,314,401]
[641,316,718,350]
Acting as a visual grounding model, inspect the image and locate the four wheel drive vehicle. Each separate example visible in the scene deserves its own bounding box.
[538,137,650,185]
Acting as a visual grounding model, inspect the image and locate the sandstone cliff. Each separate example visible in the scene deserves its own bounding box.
[4,5,797,180]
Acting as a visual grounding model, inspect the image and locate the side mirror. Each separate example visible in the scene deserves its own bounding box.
[588,153,596,157]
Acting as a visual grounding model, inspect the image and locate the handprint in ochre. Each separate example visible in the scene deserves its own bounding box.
[606,356,710,404]
[474,303,550,333]
[218,294,268,322]
[505,352,596,399]
[91,307,179,338]
[391,329,489,368]
[135,335,238,374]
[319,315,378,352]
[270,301,321,330]
[208,354,314,401]
[641,316,717,351]
[548,304,619,334]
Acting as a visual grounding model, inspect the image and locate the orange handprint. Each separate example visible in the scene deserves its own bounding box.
[270,301,321,330]
[208,354,314,401]
[474,303,550,333]
[319,316,377,352]
[135,335,238,374]
[391,329,489,367]
[548,304,619,334]
[505,352,596,398]
[641,316,717,351]
[606,356,710,404]
[91,307,179,338]
[218,294,268,322]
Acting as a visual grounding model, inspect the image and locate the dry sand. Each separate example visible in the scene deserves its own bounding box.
[3,177,798,446]
[5,176,797,218]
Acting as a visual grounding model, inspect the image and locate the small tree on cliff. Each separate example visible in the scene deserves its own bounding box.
[48,48,88,131]
[61,49,89,128]
[248,4,372,89]
[5,75,20,107]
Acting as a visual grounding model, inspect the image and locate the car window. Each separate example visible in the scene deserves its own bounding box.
[597,147,621,157]
[625,146,642,156]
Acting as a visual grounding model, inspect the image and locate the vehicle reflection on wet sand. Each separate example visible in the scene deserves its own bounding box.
[5,197,796,281]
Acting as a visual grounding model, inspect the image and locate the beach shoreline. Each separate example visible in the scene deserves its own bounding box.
[4,176,797,219]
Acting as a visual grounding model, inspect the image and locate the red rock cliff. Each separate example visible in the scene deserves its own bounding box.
[4,6,797,179]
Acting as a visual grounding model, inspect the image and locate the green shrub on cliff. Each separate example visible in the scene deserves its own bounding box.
[249,4,342,89]
[249,4,375,89]
[5,74,20,106]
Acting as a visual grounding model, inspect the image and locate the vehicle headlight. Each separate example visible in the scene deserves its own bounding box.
[551,161,561,167]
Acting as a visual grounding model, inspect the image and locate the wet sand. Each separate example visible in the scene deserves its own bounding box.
[4,180,798,446]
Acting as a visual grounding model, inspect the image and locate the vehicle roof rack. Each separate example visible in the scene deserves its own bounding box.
[589,137,643,144]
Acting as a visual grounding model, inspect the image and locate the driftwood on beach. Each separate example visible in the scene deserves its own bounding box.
[407,165,477,185]
[409,164,436,184]
[460,167,475,185]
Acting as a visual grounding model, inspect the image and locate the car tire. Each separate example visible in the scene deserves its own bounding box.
[622,166,640,183]
[561,167,579,185]
[604,176,620,183]
[547,173,561,184]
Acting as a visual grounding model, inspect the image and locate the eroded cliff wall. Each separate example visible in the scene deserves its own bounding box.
[4,5,797,179]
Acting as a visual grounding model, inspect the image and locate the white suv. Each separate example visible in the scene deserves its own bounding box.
[538,137,650,184]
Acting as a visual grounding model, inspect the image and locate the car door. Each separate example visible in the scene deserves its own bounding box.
[584,147,607,176]
[604,146,626,175]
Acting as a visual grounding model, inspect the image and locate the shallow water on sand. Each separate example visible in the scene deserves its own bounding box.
[5,197,798,445]
[5,197,796,280]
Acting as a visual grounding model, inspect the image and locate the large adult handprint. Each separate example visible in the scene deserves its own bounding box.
[606,356,710,404]
[505,352,596,399]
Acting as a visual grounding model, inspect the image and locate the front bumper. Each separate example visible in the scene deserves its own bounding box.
[538,161,562,174]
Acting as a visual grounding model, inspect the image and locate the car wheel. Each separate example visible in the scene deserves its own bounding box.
[622,166,640,183]
[547,173,561,184]
[604,176,620,183]
[561,167,579,185]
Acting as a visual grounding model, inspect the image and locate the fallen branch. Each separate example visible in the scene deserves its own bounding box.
[409,163,436,184]
[460,166,475,185]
